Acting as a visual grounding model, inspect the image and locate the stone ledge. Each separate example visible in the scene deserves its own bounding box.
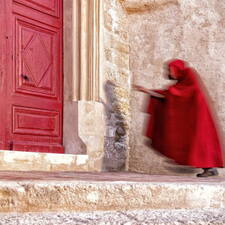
[0,151,89,172]
[0,172,224,213]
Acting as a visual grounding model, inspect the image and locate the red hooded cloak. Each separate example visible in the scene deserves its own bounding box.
[146,59,224,168]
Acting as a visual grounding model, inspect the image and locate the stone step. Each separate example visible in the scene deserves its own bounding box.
[0,150,89,172]
[0,209,225,225]
[0,171,224,214]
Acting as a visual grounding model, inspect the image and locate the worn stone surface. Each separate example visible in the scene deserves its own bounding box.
[121,0,179,14]
[1,209,225,225]
[126,0,225,175]
[0,151,88,172]
[0,172,224,213]
[78,101,106,171]
[102,0,131,171]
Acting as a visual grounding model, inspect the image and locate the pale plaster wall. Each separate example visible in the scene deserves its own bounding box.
[125,0,225,175]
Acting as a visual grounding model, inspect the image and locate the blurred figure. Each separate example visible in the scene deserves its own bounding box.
[133,59,224,177]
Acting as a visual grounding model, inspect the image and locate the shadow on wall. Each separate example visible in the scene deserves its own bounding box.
[101,80,128,171]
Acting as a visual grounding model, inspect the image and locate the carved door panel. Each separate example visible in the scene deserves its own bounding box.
[4,0,64,153]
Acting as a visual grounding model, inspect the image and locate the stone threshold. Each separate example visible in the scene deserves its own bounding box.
[0,150,89,172]
[0,171,224,213]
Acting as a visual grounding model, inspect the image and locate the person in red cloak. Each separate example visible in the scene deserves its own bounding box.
[133,59,224,177]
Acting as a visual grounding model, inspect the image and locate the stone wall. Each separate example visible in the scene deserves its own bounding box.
[65,0,131,172]
[101,0,131,171]
[125,0,225,175]
[63,0,86,154]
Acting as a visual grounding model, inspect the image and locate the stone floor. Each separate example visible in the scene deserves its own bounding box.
[0,171,224,183]
[0,209,225,225]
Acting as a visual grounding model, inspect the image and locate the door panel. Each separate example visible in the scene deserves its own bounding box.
[13,0,60,17]
[15,17,59,98]
[13,106,60,136]
[3,0,63,153]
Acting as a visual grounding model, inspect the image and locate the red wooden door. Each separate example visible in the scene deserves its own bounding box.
[0,0,7,150]
[2,0,64,153]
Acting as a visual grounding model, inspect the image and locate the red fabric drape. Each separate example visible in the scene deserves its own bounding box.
[146,60,224,168]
